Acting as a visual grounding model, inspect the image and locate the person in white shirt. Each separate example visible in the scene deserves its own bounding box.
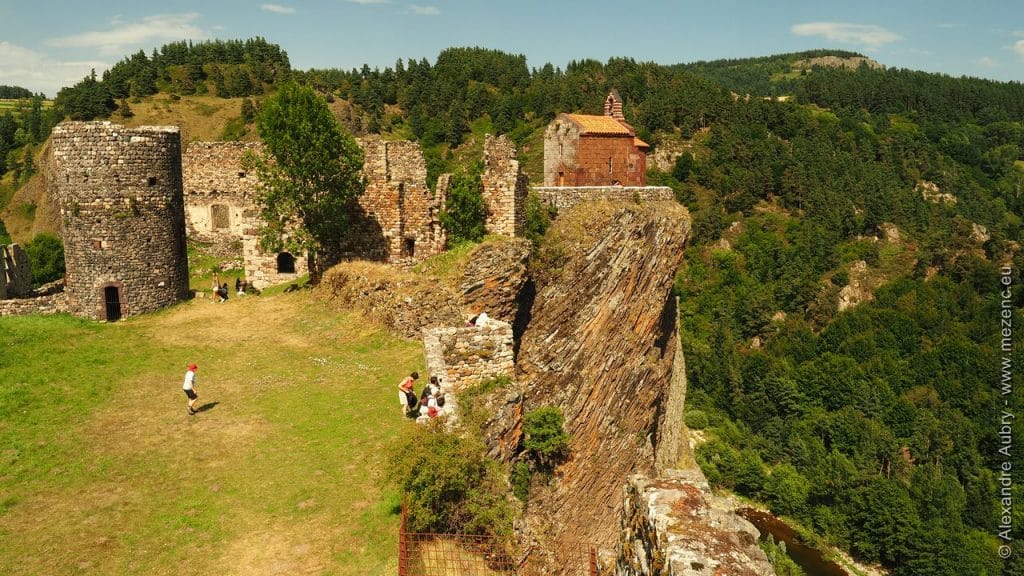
[183,363,199,415]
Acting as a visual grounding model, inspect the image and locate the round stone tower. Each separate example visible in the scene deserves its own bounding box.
[51,121,189,320]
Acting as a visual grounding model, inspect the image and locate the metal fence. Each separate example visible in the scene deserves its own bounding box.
[398,506,597,576]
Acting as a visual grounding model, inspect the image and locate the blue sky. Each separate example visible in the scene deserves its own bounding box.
[1,0,1022,97]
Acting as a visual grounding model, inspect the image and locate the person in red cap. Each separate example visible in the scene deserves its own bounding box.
[183,363,199,415]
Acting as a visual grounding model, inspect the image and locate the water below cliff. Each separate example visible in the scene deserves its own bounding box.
[737,508,848,576]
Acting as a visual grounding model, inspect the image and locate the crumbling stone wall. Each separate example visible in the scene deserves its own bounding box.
[343,137,446,263]
[0,243,32,298]
[422,321,515,393]
[481,134,527,237]
[182,141,263,243]
[51,121,190,320]
[533,186,674,213]
[616,471,774,576]
[0,292,68,316]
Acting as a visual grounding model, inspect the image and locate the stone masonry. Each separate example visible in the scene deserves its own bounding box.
[422,320,515,393]
[534,186,675,213]
[181,141,308,290]
[0,243,32,298]
[182,141,263,243]
[481,134,528,237]
[343,137,447,263]
[51,121,190,320]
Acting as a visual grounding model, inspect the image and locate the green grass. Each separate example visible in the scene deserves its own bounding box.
[0,291,424,575]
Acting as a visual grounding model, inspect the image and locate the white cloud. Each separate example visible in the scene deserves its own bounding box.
[791,22,902,50]
[0,42,106,98]
[1015,40,1024,59]
[261,4,295,14]
[409,4,440,15]
[936,23,956,29]
[978,56,998,68]
[46,13,210,56]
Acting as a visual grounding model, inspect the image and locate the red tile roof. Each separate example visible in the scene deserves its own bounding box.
[565,113,632,136]
[633,137,650,149]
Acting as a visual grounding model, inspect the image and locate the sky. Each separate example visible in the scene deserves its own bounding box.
[1,0,1022,98]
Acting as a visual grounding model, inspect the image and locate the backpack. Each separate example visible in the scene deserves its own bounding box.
[435,394,446,408]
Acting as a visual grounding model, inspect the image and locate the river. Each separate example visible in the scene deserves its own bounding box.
[737,508,848,576]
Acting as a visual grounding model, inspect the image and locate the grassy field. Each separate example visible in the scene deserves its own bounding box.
[0,291,424,575]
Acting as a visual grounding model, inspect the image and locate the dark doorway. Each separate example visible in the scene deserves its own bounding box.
[277,252,296,274]
[104,286,122,322]
[404,238,415,258]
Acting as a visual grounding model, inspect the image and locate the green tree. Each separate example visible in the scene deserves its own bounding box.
[523,406,571,471]
[440,171,487,244]
[246,82,364,281]
[24,233,65,286]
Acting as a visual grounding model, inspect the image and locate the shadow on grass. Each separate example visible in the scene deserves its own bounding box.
[195,401,220,413]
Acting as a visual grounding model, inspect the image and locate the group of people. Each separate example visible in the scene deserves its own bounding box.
[398,372,447,421]
[211,273,253,303]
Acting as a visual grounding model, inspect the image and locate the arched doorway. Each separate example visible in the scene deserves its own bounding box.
[103,285,122,321]
[277,252,296,274]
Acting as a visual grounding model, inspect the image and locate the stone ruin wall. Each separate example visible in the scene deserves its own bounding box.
[481,134,527,237]
[182,141,263,244]
[51,121,190,320]
[533,186,674,213]
[346,137,446,263]
[0,243,32,299]
[422,321,515,393]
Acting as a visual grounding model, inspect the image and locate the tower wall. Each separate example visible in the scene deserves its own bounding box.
[51,121,190,320]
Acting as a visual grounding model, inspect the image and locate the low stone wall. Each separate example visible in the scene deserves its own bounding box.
[422,320,515,393]
[616,470,774,576]
[533,186,674,213]
[0,292,69,316]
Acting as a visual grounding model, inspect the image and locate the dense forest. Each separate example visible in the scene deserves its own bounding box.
[2,40,1023,574]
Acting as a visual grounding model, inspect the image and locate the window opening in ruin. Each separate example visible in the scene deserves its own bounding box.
[103,286,122,322]
[608,157,613,174]
[558,171,565,186]
[211,204,230,229]
[238,171,246,178]
[148,177,158,186]
[277,252,296,274]
[404,238,416,258]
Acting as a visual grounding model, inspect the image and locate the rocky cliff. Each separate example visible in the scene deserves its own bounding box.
[513,199,691,561]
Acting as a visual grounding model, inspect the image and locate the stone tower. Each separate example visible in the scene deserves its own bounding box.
[51,121,190,320]
[481,134,527,237]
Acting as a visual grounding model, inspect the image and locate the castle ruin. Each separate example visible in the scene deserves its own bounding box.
[182,141,308,289]
[51,122,190,321]
[0,243,32,299]
[481,134,528,237]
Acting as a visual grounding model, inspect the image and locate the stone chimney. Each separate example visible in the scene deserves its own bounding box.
[604,90,625,122]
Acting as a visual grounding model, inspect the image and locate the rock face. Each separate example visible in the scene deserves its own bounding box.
[514,200,691,557]
[616,470,774,576]
[459,238,532,324]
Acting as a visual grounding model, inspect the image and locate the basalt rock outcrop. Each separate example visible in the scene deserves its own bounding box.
[459,237,532,324]
[513,199,691,561]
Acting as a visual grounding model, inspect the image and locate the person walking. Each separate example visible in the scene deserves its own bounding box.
[183,363,199,415]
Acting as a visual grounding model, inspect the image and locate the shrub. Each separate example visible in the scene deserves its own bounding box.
[685,409,709,430]
[388,423,514,539]
[24,233,65,285]
[523,406,570,472]
[510,461,531,502]
[523,190,555,248]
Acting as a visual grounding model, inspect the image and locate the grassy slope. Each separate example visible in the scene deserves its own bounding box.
[0,291,423,576]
